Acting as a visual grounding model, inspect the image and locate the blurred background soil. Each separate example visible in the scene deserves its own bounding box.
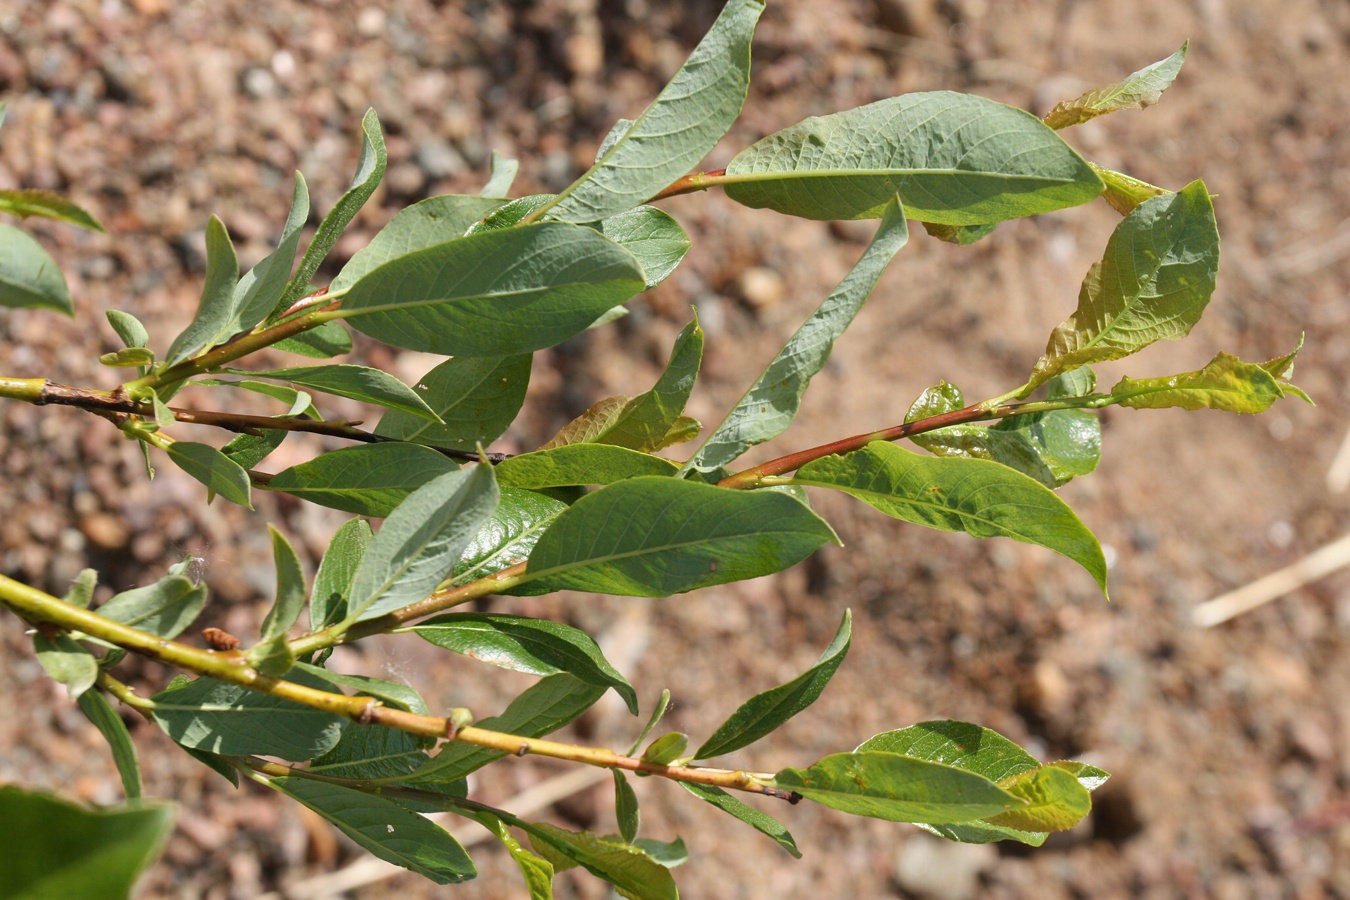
[1,0,1348,897]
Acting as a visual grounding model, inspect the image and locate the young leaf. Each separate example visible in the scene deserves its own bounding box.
[1026,180,1219,393]
[247,527,307,675]
[537,0,764,224]
[688,198,909,472]
[1090,163,1170,216]
[230,364,441,422]
[331,194,510,291]
[640,732,689,766]
[96,564,206,640]
[792,442,1108,596]
[461,809,555,899]
[99,347,155,368]
[982,765,1092,832]
[1044,42,1189,130]
[631,837,687,868]
[452,487,568,587]
[522,822,678,900]
[542,397,698,454]
[76,689,143,799]
[165,441,253,508]
[150,667,346,759]
[722,94,1101,223]
[0,223,74,315]
[1109,351,1302,413]
[338,222,646,357]
[773,751,1021,823]
[106,309,150,350]
[480,150,520,198]
[195,377,321,419]
[271,319,354,358]
[679,783,801,858]
[267,443,458,518]
[309,517,373,632]
[228,172,310,335]
[374,353,532,450]
[163,215,240,366]
[614,771,640,843]
[33,632,98,699]
[497,445,681,489]
[277,108,388,312]
[696,610,852,759]
[597,206,691,289]
[521,477,839,598]
[346,464,499,623]
[268,777,476,884]
[63,568,98,609]
[0,187,104,231]
[0,787,173,899]
[411,675,606,783]
[627,689,672,756]
[411,613,639,714]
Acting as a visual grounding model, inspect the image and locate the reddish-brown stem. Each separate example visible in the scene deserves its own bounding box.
[649,168,728,202]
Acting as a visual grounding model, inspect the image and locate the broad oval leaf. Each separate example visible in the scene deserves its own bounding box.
[268,443,458,518]
[309,517,374,634]
[165,441,253,508]
[696,610,851,759]
[723,93,1101,223]
[596,206,690,289]
[164,215,238,365]
[792,442,1108,596]
[1110,351,1294,413]
[774,751,1021,823]
[983,764,1092,833]
[375,353,532,450]
[640,732,689,766]
[1044,42,1188,130]
[497,445,680,489]
[452,487,568,587]
[33,632,98,699]
[0,223,73,315]
[346,464,499,623]
[539,0,764,224]
[521,477,839,598]
[339,222,646,356]
[412,613,638,714]
[96,569,206,640]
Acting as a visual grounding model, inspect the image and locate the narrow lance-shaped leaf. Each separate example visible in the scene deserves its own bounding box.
[96,560,206,640]
[338,222,646,357]
[1025,179,1219,394]
[267,443,458,518]
[497,445,681,490]
[522,822,678,900]
[480,150,520,198]
[77,689,143,799]
[614,771,640,844]
[346,464,499,623]
[688,198,909,472]
[696,610,851,759]
[1044,42,1189,130]
[0,223,73,316]
[375,353,532,450]
[678,783,801,858]
[165,441,253,509]
[229,364,441,422]
[247,527,307,675]
[537,0,765,223]
[1109,350,1308,413]
[229,172,310,334]
[276,108,387,312]
[268,777,476,885]
[460,810,554,899]
[792,442,1108,596]
[308,517,373,643]
[163,215,239,365]
[722,93,1102,223]
[0,187,104,231]
[520,477,839,598]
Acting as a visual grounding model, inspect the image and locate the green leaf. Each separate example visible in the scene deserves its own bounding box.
[640,732,688,766]
[331,194,510,292]
[277,108,387,311]
[309,517,373,633]
[347,464,499,622]
[537,0,764,224]
[1090,163,1170,216]
[0,223,73,315]
[521,477,839,597]
[1109,351,1296,413]
[522,822,678,900]
[268,443,458,518]
[307,716,428,781]
[164,215,239,365]
[631,837,687,868]
[1026,180,1219,393]
[0,786,173,899]
[696,610,851,759]
[792,442,1108,596]
[452,487,568,588]
[1261,336,1315,404]
[151,667,346,759]
[774,751,1020,823]
[222,429,288,471]
[983,765,1092,832]
[497,445,681,489]
[247,527,307,675]
[597,206,690,288]
[412,613,638,714]
[0,187,104,231]
[339,222,646,356]
[77,689,143,799]
[63,568,98,609]
[194,377,321,419]
[294,663,429,715]
[595,118,635,163]
[268,777,476,884]
[723,93,1102,223]
[922,220,998,245]
[33,632,98,699]
[627,689,672,756]
[229,172,310,334]
[165,441,253,508]
[411,675,606,783]
[106,309,150,349]
[231,364,440,422]
[465,194,554,232]
[272,319,354,358]
[463,810,555,899]
[1044,42,1188,130]
[480,150,520,198]
[375,353,532,450]
[99,347,155,367]
[542,396,697,454]
[689,198,909,471]
[96,565,206,640]
[678,783,801,858]
[614,771,640,843]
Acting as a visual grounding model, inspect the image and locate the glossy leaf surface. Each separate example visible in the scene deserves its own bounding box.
[268,443,458,518]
